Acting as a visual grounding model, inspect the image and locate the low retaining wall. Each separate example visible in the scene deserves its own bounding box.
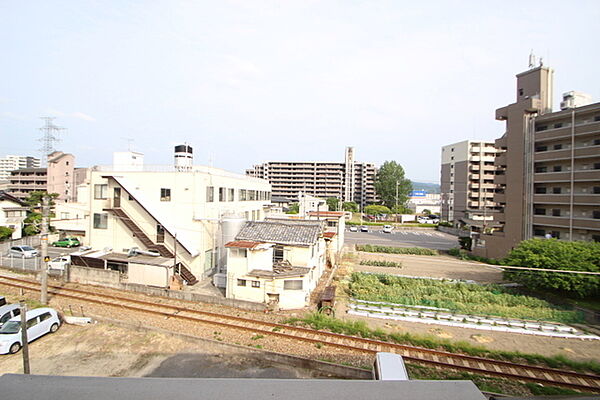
[68,266,264,311]
[90,314,372,380]
[437,226,469,237]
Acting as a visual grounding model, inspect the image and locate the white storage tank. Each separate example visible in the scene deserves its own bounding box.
[219,215,247,273]
[174,144,193,171]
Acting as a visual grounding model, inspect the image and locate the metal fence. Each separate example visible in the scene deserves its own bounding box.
[0,253,41,271]
[0,235,42,253]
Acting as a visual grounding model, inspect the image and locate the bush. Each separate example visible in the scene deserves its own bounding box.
[347,272,583,324]
[0,226,14,241]
[438,221,453,227]
[458,237,472,251]
[356,244,438,256]
[504,239,600,298]
[359,260,402,268]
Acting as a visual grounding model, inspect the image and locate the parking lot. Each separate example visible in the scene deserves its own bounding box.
[345,228,458,250]
[0,246,82,273]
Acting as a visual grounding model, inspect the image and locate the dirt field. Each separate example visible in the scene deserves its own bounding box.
[338,252,600,363]
[0,321,337,378]
[351,251,504,283]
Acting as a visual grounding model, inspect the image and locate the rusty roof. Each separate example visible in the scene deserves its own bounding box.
[225,240,265,249]
[323,232,336,238]
[307,211,346,217]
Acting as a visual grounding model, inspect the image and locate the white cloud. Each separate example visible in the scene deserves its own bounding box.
[70,112,96,122]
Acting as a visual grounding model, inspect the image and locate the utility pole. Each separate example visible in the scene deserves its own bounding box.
[40,195,49,305]
[20,301,30,374]
[395,181,399,211]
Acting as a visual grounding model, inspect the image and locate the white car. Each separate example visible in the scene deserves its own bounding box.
[8,245,38,258]
[0,307,61,354]
[0,303,20,328]
[48,255,70,271]
[382,225,393,233]
[349,226,358,232]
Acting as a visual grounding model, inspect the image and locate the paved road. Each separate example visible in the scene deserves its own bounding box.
[345,229,458,250]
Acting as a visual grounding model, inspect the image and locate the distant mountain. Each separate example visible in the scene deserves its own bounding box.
[410,181,440,194]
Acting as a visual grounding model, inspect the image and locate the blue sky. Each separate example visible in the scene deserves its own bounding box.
[1,1,599,182]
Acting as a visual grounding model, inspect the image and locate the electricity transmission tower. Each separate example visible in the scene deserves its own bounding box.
[38,117,65,165]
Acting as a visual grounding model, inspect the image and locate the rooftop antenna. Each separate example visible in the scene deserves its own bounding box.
[38,117,65,166]
[528,50,536,69]
[121,137,134,151]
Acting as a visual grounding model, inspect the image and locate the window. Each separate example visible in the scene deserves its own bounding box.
[93,213,108,229]
[39,312,52,322]
[535,125,548,132]
[219,187,226,202]
[518,88,524,96]
[594,139,600,146]
[94,184,108,199]
[551,231,561,239]
[553,144,563,150]
[327,221,337,227]
[231,248,247,258]
[594,163,600,170]
[251,281,260,288]
[593,187,600,194]
[206,186,214,202]
[553,187,562,194]
[553,166,562,172]
[553,123,563,129]
[228,188,235,202]
[237,279,247,287]
[284,280,303,290]
[26,317,39,329]
[552,209,561,217]
[593,211,600,220]
[160,188,171,201]
[273,245,284,262]
[0,312,11,324]
[535,187,547,194]
[535,145,547,152]
[239,189,247,201]
[535,166,547,173]
[534,208,546,216]
[534,229,546,236]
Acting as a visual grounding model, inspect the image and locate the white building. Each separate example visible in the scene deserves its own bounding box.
[0,155,40,182]
[225,219,327,310]
[406,191,441,215]
[0,191,28,239]
[83,149,271,286]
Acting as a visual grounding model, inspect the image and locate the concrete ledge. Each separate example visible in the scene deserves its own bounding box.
[88,314,372,380]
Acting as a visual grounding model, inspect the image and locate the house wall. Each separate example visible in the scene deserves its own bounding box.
[127,262,172,287]
[87,168,271,280]
[0,199,27,239]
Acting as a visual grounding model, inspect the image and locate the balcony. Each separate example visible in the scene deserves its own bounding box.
[534,170,600,183]
[534,194,600,205]
[534,146,600,162]
[533,216,600,230]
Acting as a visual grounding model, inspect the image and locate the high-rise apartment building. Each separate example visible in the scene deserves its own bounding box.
[440,140,501,230]
[474,63,600,259]
[0,155,40,181]
[246,147,376,207]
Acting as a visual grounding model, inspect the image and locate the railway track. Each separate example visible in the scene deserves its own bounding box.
[1,273,599,393]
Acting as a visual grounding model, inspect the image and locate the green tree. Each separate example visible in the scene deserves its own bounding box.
[504,239,600,298]
[0,226,14,240]
[422,209,431,215]
[326,197,339,211]
[22,191,59,236]
[374,161,412,209]
[342,201,359,213]
[364,205,391,215]
[286,203,299,214]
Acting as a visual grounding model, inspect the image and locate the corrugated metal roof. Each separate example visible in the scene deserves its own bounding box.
[236,220,323,246]
[225,240,264,249]
[307,211,345,217]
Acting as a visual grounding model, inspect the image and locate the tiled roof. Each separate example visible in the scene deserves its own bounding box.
[225,240,265,249]
[0,191,28,206]
[307,211,345,217]
[236,219,324,246]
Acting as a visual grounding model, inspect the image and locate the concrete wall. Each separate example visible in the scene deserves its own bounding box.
[128,262,171,287]
[69,265,121,287]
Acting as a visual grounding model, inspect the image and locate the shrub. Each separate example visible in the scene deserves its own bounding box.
[356,244,438,256]
[347,272,583,324]
[504,239,600,298]
[359,260,402,268]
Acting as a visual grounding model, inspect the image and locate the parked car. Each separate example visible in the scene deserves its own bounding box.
[8,245,38,258]
[48,255,70,271]
[360,225,369,232]
[349,226,358,232]
[382,225,393,233]
[51,237,81,248]
[0,303,20,328]
[0,307,61,354]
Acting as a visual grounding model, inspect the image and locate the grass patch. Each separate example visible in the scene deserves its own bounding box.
[347,272,584,324]
[357,244,438,256]
[250,334,264,340]
[359,260,402,268]
[284,312,600,374]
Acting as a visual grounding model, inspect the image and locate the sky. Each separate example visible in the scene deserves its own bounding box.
[1,1,599,183]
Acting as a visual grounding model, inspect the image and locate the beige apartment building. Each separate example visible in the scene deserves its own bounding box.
[475,63,600,259]
[0,155,40,182]
[246,147,377,207]
[7,151,86,202]
[440,140,501,230]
